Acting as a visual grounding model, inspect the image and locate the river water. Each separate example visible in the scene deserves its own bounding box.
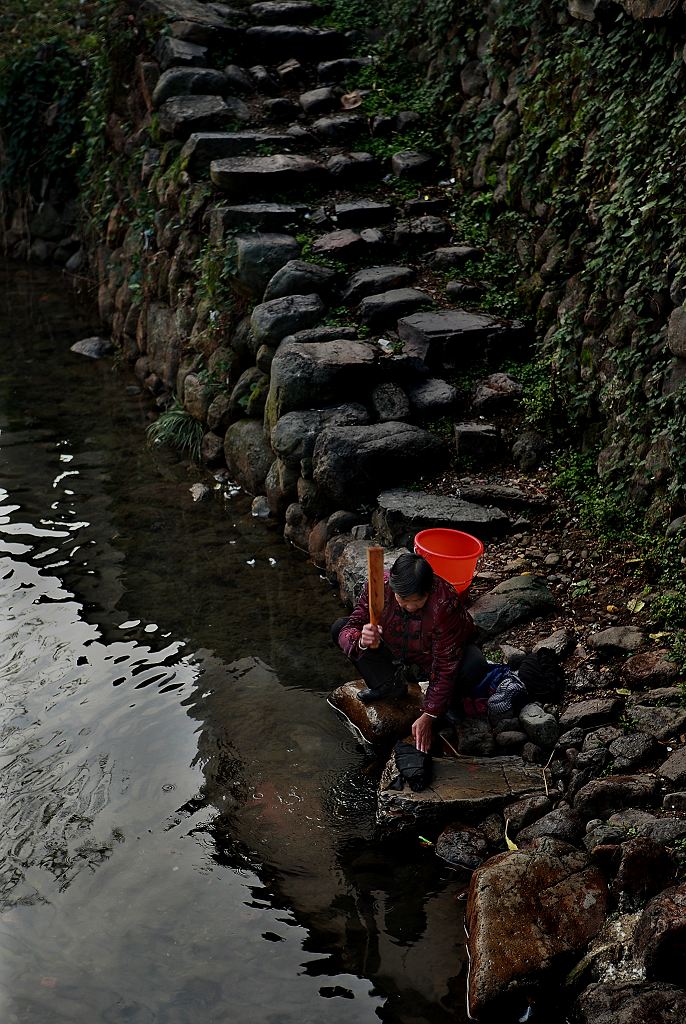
[0,263,467,1024]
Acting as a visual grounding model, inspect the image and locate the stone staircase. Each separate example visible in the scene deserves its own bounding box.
[114,0,539,569]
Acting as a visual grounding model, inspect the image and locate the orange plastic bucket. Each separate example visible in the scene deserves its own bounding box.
[414,528,484,593]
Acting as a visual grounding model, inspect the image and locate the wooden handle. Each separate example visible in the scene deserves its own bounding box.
[367,546,385,626]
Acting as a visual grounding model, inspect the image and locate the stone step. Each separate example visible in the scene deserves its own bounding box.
[154,36,208,71]
[137,0,246,48]
[208,202,309,236]
[328,680,424,754]
[334,199,396,228]
[342,265,416,305]
[181,128,313,175]
[377,753,545,832]
[210,153,328,196]
[157,95,250,140]
[250,1,322,24]
[397,309,515,369]
[245,25,347,62]
[357,287,433,330]
[317,57,371,85]
[152,67,229,108]
[373,487,511,547]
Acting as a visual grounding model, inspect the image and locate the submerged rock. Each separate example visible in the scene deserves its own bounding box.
[70,336,113,358]
[435,825,489,871]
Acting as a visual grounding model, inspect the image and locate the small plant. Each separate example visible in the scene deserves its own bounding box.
[146,401,204,462]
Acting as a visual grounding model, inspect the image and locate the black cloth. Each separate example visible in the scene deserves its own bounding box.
[388,740,433,792]
[516,648,565,703]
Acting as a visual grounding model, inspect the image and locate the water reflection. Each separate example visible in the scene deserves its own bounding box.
[0,264,467,1024]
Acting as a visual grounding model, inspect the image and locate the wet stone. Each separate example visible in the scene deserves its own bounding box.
[519,703,559,748]
[70,336,113,358]
[614,837,676,901]
[182,131,309,175]
[634,882,686,984]
[623,650,678,688]
[435,825,489,871]
[533,628,576,660]
[429,245,482,269]
[505,794,552,835]
[466,838,607,1018]
[357,288,432,329]
[342,265,415,305]
[583,726,624,751]
[494,730,527,750]
[250,2,322,24]
[249,64,280,95]
[575,981,686,1024]
[270,404,369,468]
[377,753,546,831]
[328,679,423,752]
[397,309,506,364]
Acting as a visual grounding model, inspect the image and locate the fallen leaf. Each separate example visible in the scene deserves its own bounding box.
[649,631,670,639]
[626,557,643,564]
[606,605,619,613]
[627,598,645,613]
[615,688,632,696]
[504,819,518,851]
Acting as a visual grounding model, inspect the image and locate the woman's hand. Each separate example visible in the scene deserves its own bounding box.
[360,623,382,649]
[412,712,434,754]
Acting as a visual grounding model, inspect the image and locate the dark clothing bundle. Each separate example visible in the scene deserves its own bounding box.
[463,648,566,721]
[388,741,433,792]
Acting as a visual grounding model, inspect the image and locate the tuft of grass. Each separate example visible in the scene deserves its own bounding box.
[146,402,204,463]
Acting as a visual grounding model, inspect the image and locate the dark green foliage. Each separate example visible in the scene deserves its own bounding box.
[146,402,205,463]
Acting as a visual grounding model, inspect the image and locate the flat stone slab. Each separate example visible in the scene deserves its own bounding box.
[397,309,510,363]
[335,200,395,228]
[209,203,308,233]
[373,488,510,546]
[328,679,423,752]
[628,704,686,741]
[457,483,548,509]
[181,129,311,174]
[588,626,645,654]
[377,753,545,831]
[559,698,622,731]
[158,95,248,140]
[210,154,327,196]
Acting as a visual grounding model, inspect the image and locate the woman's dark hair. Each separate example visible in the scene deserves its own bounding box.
[389,553,434,597]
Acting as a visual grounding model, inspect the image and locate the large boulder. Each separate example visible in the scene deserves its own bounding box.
[573,775,660,818]
[271,404,369,468]
[330,539,407,605]
[328,679,423,752]
[466,838,608,1018]
[251,293,325,347]
[627,704,686,741]
[312,422,447,507]
[397,309,524,368]
[152,67,228,108]
[223,419,273,494]
[263,260,337,301]
[373,487,510,547]
[470,576,557,639]
[265,338,377,429]
[633,883,686,983]
[146,302,181,388]
[588,626,645,654]
[559,698,622,731]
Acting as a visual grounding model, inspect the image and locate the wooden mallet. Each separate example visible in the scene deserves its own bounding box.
[367,545,385,640]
